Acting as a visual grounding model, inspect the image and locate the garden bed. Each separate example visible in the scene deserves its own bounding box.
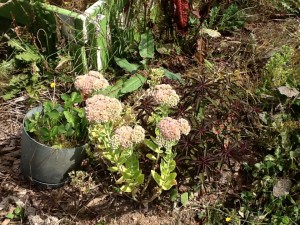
[1,1,300,224]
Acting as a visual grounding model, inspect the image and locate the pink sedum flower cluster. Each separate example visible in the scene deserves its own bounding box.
[85,95,122,123]
[157,117,190,142]
[111,125,145,149]
[178,118,191,135]
[74,70,109,96]
[147,84,179,107]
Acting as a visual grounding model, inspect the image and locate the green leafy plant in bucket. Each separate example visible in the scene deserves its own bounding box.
[25,92,88,148]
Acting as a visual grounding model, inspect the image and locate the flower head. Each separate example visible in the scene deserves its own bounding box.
[50,82,56,88]
[157,117,181,141]
[74,70,109,96]
[85,94,122,123]
[131,125,145,144]
[147,84,179,107]
[111,126,134,149]
[225,217,231,222]
[111,125,145,149]
[178,118,191,135]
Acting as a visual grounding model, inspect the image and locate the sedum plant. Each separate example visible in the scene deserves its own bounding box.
[81,80,190,202]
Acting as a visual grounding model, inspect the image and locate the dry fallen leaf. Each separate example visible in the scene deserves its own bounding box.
[278,86,300,98]
[86,195,108,208]
[194,38,206,66]
[1,219,11,225]
[201,28,222,38]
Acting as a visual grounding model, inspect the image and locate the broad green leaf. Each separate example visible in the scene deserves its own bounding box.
[144,139,163,153]
[139,30,154,58]
[97,79,124,98]
[70,92,82,103]
[58,125,66,134]
[120,74,146,94]
[74,108,86,118]
[48,110,60,120]
[61,93,70,102]
[50,125,59,137]
[180,192,189,207]
[65,123,74,136]
[163,68,183,83]
[114,57,139,73]
[64,111,75,127]
[39,128,50,141]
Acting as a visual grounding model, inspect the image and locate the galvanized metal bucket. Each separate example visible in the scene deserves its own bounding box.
[20,106,86,188]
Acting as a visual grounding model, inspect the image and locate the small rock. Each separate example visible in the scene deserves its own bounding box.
[273,178,292,197]
[28,215,60,225]
[25,206,36,216]
[28,215,44,225]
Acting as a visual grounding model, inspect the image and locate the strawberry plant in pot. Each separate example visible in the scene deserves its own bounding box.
[21,91,88,188]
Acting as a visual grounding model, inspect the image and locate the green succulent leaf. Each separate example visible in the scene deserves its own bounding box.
[151,170,162,186]
[144,139,157,151]
[120,184,133,193]
[146,153,156,161]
